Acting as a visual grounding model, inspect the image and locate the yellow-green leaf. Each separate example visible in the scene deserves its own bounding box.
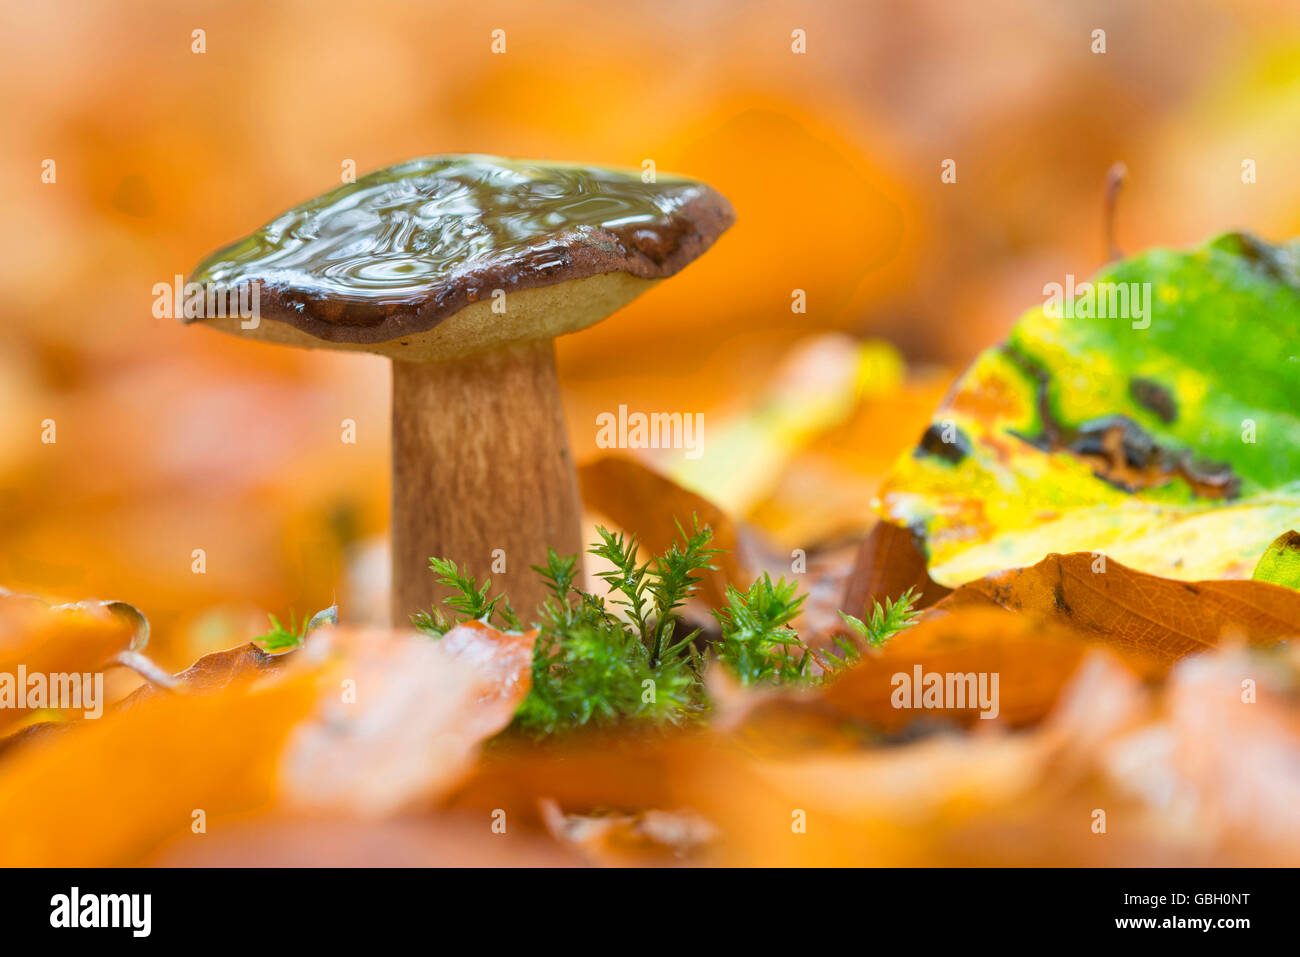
[878,232,1300,586]
[1252,531,1300,591]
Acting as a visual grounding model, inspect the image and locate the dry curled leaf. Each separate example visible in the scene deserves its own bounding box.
[538,798,718,866]
[0,621,534,863]
[933,552,1300,659]
[579,454,745,603]
[818,607,1165,731]
[0,593,136,734]
[278,622,534,818]
[841,519,951,616]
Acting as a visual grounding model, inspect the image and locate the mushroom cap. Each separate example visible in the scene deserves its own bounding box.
[185,155,735,360]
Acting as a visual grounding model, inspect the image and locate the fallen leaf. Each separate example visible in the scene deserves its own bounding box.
[747,371,951,547]
[538,798,718,866]
[579,454,747,603]
[840,520,951,617]
[1252,530,1300,590]
[1103,643,1300,861]
[279,622,534,818]
[0,661,317,865]
[0,594,136,733]
[878,232,1300,586]
[447,652,1155,866]
[934,552,1300,660]
[662,334,903,516]
[0,621,534,863]
[819,607,1164,731]
[122,642,283,703]
[450,642,1300,865]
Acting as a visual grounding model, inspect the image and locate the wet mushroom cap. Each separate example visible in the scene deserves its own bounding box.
[184,154,735,621]
[186,154,736,359]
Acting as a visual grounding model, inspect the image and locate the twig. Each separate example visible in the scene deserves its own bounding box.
[1104,162,1128,261]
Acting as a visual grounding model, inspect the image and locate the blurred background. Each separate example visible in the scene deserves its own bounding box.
[3,0,1299,668]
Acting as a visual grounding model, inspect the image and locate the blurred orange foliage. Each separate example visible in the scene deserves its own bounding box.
[3,4,1300,835]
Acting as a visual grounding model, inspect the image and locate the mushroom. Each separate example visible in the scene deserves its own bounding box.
[185,155,734,622]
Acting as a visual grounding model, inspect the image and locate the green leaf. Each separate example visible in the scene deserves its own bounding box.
[1251,530,1300,591]
[879,232,1300,586]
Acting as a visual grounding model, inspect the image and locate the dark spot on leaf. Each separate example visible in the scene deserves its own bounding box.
[1222,232,1300,288]
[1001,345,1062,448]
[1130,377,1177,423]
[1071,415,1159,469]
[914,423,971,464]
[1001,345,1240,500]
[1052,581,1071,614]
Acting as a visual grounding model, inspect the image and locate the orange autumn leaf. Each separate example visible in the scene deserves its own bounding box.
[148,813,579,867]
[0,621,533,864]
[278,622,534,818]
[819,607,1165,731]
[579,455,747,603]
[444,652,1152,866]
[840,519,951,616]
[448,644,1300,866]
[933,552,1300,659]
[0,663,317,866]
[0,594,137,734]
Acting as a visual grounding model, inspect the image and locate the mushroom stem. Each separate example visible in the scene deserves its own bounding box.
[390,339,583,626]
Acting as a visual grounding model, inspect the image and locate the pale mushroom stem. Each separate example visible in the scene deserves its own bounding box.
[390,339,584,626]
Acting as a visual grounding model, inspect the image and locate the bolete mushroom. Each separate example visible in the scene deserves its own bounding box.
[185,155,734,622]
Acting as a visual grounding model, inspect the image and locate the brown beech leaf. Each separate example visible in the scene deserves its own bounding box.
[0,622,533,864]
[147,813,580,867]
[120,642,284,706]
[0,658,318,865]
[0,595,136,733]
[579,454,747,603]
[820,607,1166,731]
[447,656,1149,867]
[538,798,719,866]
[1103,644,1300,860]
[168,642,282,692]
[840,520,951,616]
[277,621,533,818]
[933,552,1300,660]
[446,642,1300,866]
